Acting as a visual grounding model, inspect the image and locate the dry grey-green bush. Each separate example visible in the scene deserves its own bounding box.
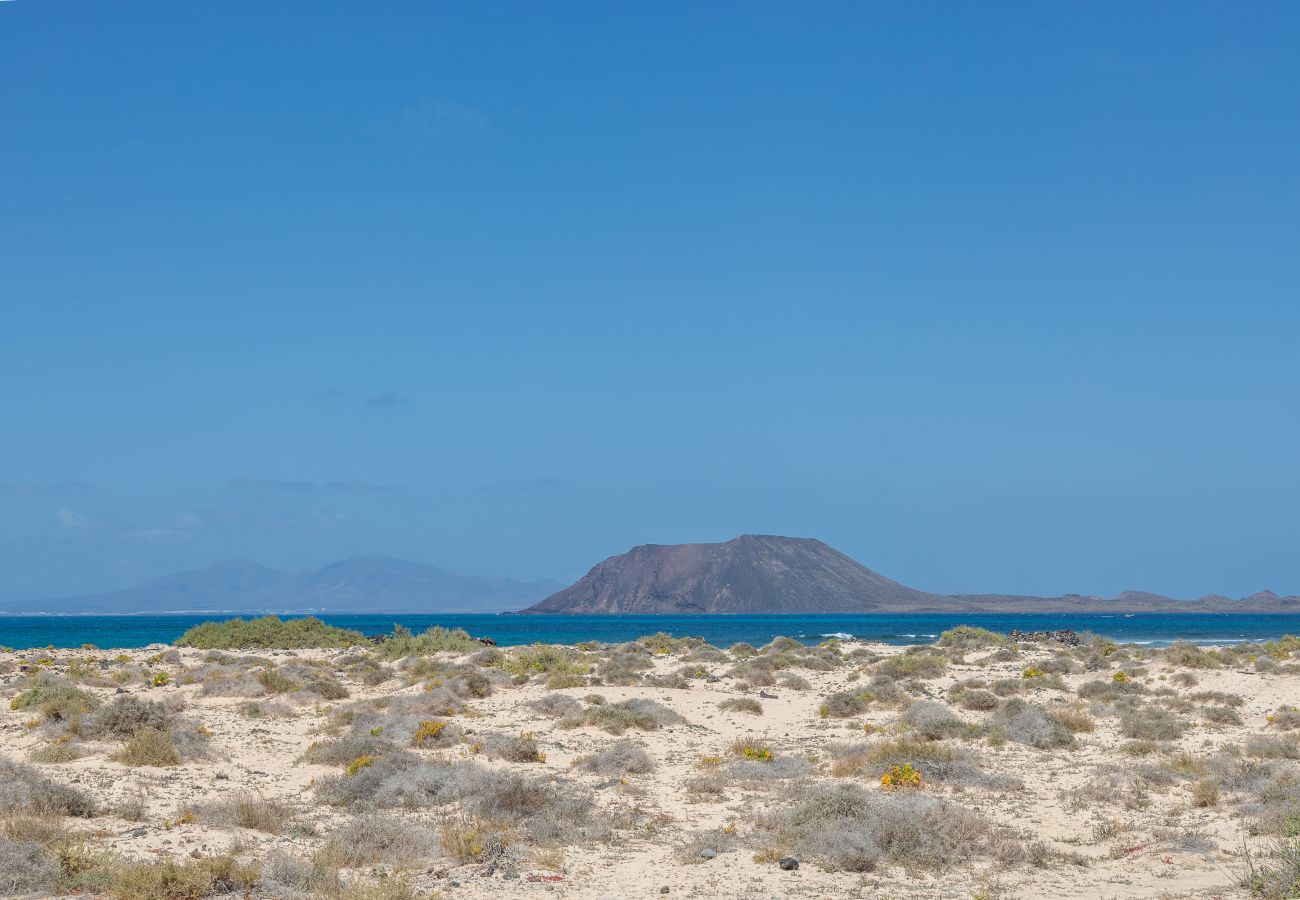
[321,815,439,867]
[685,645,729,664]
[1203,706,1244,726]
[1038,655,1079,675]
[597,652,653,685]
[1189,690,1245,708]
[1239,837,1300,899]
[304,733,397,767]
[237,700,294,719]
[27,742,84,764]
[8,674,99,722]
[778,675,811,691]
[193,791,295,833]
[1247,735,1300,760]
[996,698,1075,750]
[87,695,173,739]
[686,771,726,797]
[1120,706,1186,741]
[1269,708,1300,730]
[875,651,946,680]
[754,782,1019,872]
[528,694,581,718]
[1078,678,1148,701]
[574,740,655,775]
[990,678,1022,697]
[1246,786,1300,838]
[1164,642,1222,669]
[899,700,965,739]
[481,731,545,763]
[1062,772,1151,811]
[558,698,684,734]
[958,689,999,711]
[937,626,1007,650]
[199,671,265,698]
[726,756,813,782]
[831,737,1018,791]
[820,689,870,718]
[1151,827,1218,855]
[718,697,763,715]
[674,827,739,865]
[0,758,95,817]
[314,753,611,846]
[0,838,60,896]
[258,852,344,899]
[345,705,463,749]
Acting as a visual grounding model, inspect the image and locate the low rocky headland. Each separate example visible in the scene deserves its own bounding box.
[2,620,1299,899]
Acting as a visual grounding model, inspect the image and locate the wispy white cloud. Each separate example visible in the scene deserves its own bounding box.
[1,479,91,495]
[364,391,408,410]
[400,97,489,135]
[228,477,400,494]
[478,477,568,495]
[56,509,90,528]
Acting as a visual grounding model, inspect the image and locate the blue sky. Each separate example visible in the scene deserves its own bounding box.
[2,2,1298,602]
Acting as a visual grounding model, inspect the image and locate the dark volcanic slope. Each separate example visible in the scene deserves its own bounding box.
[521,535,942,614]
[522,535,1300,615]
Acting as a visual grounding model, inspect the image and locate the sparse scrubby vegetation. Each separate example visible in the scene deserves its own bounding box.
[176,616,366,649]
[574,739,656,775]
[374,625,481,659]
[752,782,1024,872]
[558,698,684,734]
[3,627,1297,898]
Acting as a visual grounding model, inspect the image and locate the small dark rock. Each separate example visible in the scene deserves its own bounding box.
[115,687,127,694]
[477,636,498,647]
[698,848,717,860]
[705,676,721,683]
[759,691,778,699]
[660,887,670,895]
[779,856,799,871]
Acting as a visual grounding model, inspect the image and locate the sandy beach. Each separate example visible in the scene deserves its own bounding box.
[2,627,1298,899]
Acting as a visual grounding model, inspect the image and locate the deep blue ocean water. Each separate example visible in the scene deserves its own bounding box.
[1,612,1298,649]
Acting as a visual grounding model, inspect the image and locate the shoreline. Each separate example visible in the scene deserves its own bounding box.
[3,611,1300,653]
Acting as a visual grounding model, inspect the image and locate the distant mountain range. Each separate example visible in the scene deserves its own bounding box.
[6,556,562,615]
[519,534,1300,614]
[8,537,1297,616]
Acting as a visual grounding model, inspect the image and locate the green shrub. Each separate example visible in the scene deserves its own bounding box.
[113,727,181,767]
[374,625,480,659]
[0,758,96,816]
[1163,642,1222,670]
[937,626,1007,650]
[102,854,261,900]
[558,698,683,734]
[256,668,302,695]
[573,740,655,775]
[1120,706,1185,741]
[500,644,589,678]
[9,674,99,721]
[89,696,172,739]
[876,652,946,680]
[176,616,365,650]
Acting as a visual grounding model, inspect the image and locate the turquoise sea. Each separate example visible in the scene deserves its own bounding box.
[0,612,1298,649]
